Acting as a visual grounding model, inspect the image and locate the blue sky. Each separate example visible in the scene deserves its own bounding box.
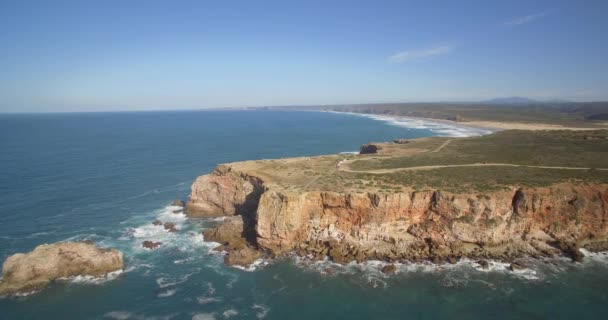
[1,0,607,112]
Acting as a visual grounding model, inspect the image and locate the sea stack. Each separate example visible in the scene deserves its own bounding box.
[0,242,124,296]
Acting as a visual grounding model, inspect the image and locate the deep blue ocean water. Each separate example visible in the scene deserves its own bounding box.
[0,110,607,320]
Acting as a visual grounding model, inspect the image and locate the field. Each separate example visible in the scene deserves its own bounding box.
[227,130,608,193]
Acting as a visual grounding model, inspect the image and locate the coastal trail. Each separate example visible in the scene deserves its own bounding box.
[431,139,451,153]
[339,162,608,174]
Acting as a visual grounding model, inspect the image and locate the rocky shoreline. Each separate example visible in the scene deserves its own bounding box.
[187,164,608,269]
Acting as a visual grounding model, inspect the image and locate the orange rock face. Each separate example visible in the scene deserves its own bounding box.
[188,165,608,264]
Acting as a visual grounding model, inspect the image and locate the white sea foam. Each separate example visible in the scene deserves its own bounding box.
[222,309,239,318]
[197,297,222,304]
[59,269,123,284]
[192,313,216,320]
[196,282,222,304]
[331,111,494,137]
[12,289,40,297]
[339,151,359,155]
[122,204,203,255]
[291,254,547,283]
[231,258,269,272]
[104,311,133,320]
[251,304,270,319]
[157,288,177,298]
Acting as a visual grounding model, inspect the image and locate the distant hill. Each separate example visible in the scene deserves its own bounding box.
[482,97,541,105]
[482,97,573,105]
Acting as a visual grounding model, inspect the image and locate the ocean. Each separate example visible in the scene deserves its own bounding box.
[0,110,606,320]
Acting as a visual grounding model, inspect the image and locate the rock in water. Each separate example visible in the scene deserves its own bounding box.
[509,261,527,271]
[224,247,262,267]
[0,242,123,296]
[163,222,178,232]
[152,219,162,226]
[477,260,490,269]
[381,264,396,274]
[171,199,185,208]
[142,241,162,249]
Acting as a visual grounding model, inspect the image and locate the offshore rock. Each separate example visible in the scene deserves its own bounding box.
[0,242,123,296]
[142,241,162,249]
[163,222,178,232]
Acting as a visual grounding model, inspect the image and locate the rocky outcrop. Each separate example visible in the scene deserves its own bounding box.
[0,242,123,296]
[381,264,396,274]
[186,165,264,218]
[142,241,162,249]
[163,222,178,232]
[189,166,608,266]
[359,144,379,154]
[203,216,261,266]
[393,139,410,144]
[171,199,185,207]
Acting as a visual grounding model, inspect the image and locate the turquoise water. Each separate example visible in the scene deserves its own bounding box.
[0,110,607,320]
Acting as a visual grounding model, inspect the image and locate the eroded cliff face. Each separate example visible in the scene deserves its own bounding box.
[188,166,608,266]
[186,164,264,218]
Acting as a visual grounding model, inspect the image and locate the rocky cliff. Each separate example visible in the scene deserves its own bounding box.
[0,242,124,296]
[188,165,608,266]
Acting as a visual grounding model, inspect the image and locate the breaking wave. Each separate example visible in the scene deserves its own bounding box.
[332,111,494,137]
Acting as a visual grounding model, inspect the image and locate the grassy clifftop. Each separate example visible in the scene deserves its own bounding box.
[226,130,608,193]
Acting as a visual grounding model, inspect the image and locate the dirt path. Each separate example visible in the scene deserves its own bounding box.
[431,139,451,153]
[339,162,608,174]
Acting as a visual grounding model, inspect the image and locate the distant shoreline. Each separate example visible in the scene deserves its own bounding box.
[324,109,607,132]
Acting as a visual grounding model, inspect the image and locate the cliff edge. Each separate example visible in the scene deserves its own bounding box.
[187,130,608,266]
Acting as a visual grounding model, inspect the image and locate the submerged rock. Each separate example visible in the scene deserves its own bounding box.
[171,199,185,208]
[142,241,162,249]
[0,242,123,296]
[152,219,163,226]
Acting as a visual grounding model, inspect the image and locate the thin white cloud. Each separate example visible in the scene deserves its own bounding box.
[388,45,452,63]
[504,10,550,26]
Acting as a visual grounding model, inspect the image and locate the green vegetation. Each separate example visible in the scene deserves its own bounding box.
[349,130,608,171]
[296,102,608,126]
[233,130,608,193]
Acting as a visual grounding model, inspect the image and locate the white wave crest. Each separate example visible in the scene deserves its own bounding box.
[192,313,216,320]
[251,304,270,319]
[59,269,123,284]
[104,311,132,320]
[157,288,177,298]
[222,309,239,318]
[333,111,494,137]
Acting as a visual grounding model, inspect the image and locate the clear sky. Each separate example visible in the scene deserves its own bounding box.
[1,0,607,112]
